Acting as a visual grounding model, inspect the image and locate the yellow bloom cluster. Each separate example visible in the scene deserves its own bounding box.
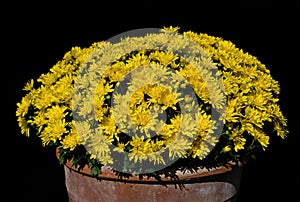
[183,31,288,152]
[16,43,100,149]
[16,26,288,171]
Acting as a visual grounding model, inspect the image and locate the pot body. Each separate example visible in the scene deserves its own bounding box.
[63,161,242,202]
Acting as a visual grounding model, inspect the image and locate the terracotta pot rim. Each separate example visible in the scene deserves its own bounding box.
[57,148,242,183]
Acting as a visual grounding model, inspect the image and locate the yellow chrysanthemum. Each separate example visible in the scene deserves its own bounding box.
[40,119,68,146]
[61,128,81,151]
[16,26,289,175]
[228,128,247,152]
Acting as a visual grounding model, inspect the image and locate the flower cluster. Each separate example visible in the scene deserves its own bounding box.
[16,26,288,178]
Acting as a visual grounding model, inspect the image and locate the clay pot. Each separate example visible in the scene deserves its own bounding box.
[57,150,242,202]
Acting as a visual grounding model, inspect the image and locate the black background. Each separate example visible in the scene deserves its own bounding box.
[6,2,300,202]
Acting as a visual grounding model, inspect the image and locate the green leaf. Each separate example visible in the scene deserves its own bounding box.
[90,166,100,176]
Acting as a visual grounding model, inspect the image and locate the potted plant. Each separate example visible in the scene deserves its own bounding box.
[16,26,288,202]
